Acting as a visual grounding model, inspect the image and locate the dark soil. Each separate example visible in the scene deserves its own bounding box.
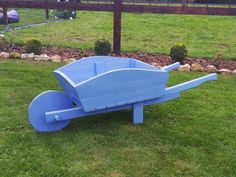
[8,46,236,71]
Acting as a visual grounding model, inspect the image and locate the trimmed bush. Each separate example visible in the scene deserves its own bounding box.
[215,52,224,60]
[53,10,76,19]
[212,52,224,68]
[94,39,111,56]
[25,39,42,55]
[9,52,21,59]
[170,43,187,64]
[0,36,9,51]
[53,0,76,19]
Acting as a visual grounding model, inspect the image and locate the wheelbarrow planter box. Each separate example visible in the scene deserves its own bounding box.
[28,56,217,132]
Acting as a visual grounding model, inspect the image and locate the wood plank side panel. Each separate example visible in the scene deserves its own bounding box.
[76,69,168,112]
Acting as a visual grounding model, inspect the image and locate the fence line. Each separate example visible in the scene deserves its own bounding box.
[1,0,236,54]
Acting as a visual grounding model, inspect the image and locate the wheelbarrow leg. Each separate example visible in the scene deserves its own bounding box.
[133,102,144,124]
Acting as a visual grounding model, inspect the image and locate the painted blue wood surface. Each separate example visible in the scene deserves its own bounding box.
[28,91,73,132]
[28,56,218,132]
[165,73,217,95]
[54,56,163,111]
[45,93,180,123]
[162,62,180,72]
[76,69,168,112]
[133,102,144,124]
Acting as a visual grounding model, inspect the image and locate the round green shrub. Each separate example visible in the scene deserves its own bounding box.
[53,10,76,19]
[94,39,111,56]
[0,36,9,51]
[53,0,76,19]
[9,52,21,59]
[170,43,187,64]
[25,39,42,55]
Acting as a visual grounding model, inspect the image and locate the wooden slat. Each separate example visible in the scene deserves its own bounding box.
[0,1,236,16]
[0,1,114,11]
[122,5,236,16]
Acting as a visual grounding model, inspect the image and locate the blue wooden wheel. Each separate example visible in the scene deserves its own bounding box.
[28,90,74,132]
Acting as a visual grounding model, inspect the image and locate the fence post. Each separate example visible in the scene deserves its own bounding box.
[113,0,121,55]
[45,0,49,20]
[3,8,8,31]
[229,0,232,8]
[45,9,49,20]
[182,0,187,7]
[75,0,80,18]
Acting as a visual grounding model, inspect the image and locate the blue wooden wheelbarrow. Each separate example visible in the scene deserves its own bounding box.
[28,56,217,132]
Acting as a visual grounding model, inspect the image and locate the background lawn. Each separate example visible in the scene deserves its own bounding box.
[0,9,58,31]
[3,10,236,60]
[0,59,235,177]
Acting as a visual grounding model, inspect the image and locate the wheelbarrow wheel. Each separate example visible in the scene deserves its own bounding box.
[28,90,74,132]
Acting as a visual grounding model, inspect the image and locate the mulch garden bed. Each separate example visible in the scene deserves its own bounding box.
[8,46,236,71]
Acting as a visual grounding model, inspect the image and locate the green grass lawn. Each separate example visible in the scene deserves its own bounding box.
[0,59,236,177]
[0,9,57,31]
[4,10,236,60]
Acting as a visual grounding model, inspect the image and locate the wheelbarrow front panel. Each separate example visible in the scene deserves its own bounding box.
[76,69,168,112]
[54,71,81,105]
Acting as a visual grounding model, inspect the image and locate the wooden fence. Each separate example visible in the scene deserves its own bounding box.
[1,0,236,54]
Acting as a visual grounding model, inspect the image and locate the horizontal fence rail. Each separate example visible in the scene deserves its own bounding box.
[0,0,236,15]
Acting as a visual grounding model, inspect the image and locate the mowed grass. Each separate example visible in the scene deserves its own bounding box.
[4,10,236,60]
[0,59,236,177]
[0,9,57,31]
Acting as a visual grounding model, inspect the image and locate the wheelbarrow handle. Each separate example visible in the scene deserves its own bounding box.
[162,62,181,72]
[162,62,180,72]
[165,73,217,95]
